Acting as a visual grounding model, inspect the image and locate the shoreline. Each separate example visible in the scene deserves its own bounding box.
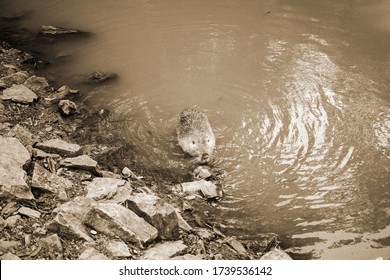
[0,29,291,260]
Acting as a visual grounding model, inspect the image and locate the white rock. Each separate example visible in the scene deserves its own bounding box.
[1,84,38,104]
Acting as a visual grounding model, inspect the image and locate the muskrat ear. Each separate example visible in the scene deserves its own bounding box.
[180,114,192,128]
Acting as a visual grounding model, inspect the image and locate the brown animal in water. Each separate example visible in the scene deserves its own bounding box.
[177,108,215,164]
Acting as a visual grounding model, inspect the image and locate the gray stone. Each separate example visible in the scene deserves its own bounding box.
[7,124,39,147]
[85,177,126,201]
[0,252,21,260]
[110,183,133,204]
[99,170,122,179]
[180,180,220,199]
[0,71,29,87]
[60,155,97,172]
[260,248,292,260]
[53,196,97,221]
[174,209,192,232]
[36,138,82,157]
[18,206,41,219]
[224,237,248,256]
[195,228,215,241]
[85,203,158,246]
[40,25,86,35]
[191,166,212,180]
[0,136,34,200]
[32,148,60,159]
[0,216,6,231]
[31,163,73,195]
[5,215,21,227]
[46,212,94,243]
[106,240,131,258]
[58,99,78,116]
[1,201,20,218]
[1,84,38,104]
[141,241,187,260]
[40,234,63,253]
[23,75,50,92]
[125,193,179,240]
[87,71,117,83]
[79,247,109,260]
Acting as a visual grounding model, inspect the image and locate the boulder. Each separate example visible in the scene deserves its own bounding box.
[106,240,131,258]
[31,163,73,195]
[125,193,179,240]
[58,99,78,116]
[18,206,41,219]
[0,71,29,87]
[260,248,292,260]
[0,136,34,200]
[85,203,158,246]
[23,75,50,92]
[85,177,126,201]
[1,84,38,104]
[141,241,187,260]
[0,252,21,260]
[60,155,97,173]
[180,180,221,199]
[53,196,97,221]
[87,71,117,83]
[46,212,94,243]
[36,138,82,157]
[7,124,39,147]
[79,247,109,260]
[39,25,86,35]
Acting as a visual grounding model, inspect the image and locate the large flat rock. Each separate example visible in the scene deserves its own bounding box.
[0,136,33,200]
[36,138,82,157]
[1,84,38,104]
[53,196,97,221]
[85,203,158,246]
[31,163,73,194]
[7,124,39,147]
[125,193,179,240]
[60,155,97,173]
[141,241,188,260]
[85,177,126,201]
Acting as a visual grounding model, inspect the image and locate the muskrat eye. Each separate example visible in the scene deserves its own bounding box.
[192,140,196,145]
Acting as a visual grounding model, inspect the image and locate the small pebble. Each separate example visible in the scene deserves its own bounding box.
[90,230,97,235]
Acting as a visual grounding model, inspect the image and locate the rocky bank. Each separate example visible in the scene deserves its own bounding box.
[0,37,291,260]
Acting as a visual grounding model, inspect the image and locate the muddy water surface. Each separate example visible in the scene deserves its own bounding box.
[2,0,390,259]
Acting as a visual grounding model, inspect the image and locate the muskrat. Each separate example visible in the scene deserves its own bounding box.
[176,108,216,164]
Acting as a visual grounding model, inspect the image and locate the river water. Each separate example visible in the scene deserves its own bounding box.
[2,0,389,259]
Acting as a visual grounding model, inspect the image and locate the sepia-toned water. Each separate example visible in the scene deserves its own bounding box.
[2,0,389,259]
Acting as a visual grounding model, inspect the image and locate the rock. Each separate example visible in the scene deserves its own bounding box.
[0,80,6,89]
[8,124,39,147]
[125,193,179,240]
[174,209,193,232]
[32,148,60,159]
[122,167,136,178]
[141,241,187,260]
[260,248,292,260]
[79,247,109,260]
[106,240,131,258]
[87,71,117,83]
[224,237,248,257]
[191,166,212,180]
[60,155,97,173]
[23,75,50,92]
[0,252,21,260]
[3,64,20,75]
[0,216,6,231]
[0,71,29,87]
[5,215,21,227]
[40,25,86,35]
[58,99,78,116]
[85,177,126,201]
[0,239,22,251]
[18,206,41,219]
[53,196,97,221]
[180,180,220,199]
[171,254,204,260]
[31,163,73,195]
[1,84,38,104]
[195,228,215,241]
[0,102,5,115]
[99,170,122,179]
[40,234,63,253]
[46,212,94,243]
[36,138,82,157]
[1,201,20,218]
[85,203,158,246]
[110,183,133,204]
[0,136,34,200]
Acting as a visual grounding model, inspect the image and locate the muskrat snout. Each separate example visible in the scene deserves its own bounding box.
[201,153,210,163]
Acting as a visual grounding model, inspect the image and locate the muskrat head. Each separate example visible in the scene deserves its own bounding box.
[178,134,215,164]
